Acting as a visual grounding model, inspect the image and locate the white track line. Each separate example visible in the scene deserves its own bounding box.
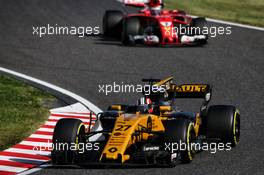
[0,156,46,164]
[29,134,52,140]
[37,128,54,132]
[49,116,92,122]
[205,17,264,31]
[0,67,102,114]
[19,164,51,175]
[0,165,28,173]
[50,103,91,113]
[192,14,264,31]
[6,148,51,156]
[51,113,97,117]
[0,156,47,164]
[20,141,52,147]
[44,120,94,126]
[43,121,57,126]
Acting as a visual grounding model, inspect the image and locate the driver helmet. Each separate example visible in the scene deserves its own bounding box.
[137,97,153,113]
[148,0,163,10]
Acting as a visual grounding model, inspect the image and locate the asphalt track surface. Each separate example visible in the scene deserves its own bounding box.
[0,0,264,174]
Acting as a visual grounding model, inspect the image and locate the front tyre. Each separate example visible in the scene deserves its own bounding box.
[51,118,85,164]
[206,105,240,147]
[122,17,141,45]
[163,119,196,166]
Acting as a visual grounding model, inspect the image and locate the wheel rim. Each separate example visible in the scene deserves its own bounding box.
[76,124,85,148]
[233,112,240,144]
[187,124,195,160]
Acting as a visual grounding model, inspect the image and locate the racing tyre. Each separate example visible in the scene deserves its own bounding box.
[122,17,141,45]
[191,17,208,44]
[103,10,124,37]
[163,119,196,166]
[205,105,240,147]
[51,118,85,164]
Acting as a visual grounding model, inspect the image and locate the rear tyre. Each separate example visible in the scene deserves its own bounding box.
[205,105,240,147]
[51,118,85,164]
[103,10,124,38]
[122,17,141,45]
[163,119,196,166]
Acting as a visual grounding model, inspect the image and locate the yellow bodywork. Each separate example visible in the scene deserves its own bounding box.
[100,113,165,163]
[99,77,208,163]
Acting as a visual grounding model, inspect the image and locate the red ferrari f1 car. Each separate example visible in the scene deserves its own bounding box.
[103,0,208,46]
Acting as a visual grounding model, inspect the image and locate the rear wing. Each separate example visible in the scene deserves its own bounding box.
[169,84,212,101]
[141,77,212,102]
[117,0,147,7]
[169,84,212,113]
[141,77,212,113]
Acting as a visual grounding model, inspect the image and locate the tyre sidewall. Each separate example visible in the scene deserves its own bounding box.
[162,119,195,165]
[52,118,85,164]
[122,17,141,45]
[206,105,240,146]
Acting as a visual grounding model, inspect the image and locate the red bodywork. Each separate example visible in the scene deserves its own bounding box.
[127,9,192,45]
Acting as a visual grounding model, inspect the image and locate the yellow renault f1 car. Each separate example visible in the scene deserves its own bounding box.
[51,77,240,167]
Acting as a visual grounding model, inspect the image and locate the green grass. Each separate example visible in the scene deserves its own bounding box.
[0,75,55,151]
[166,0,264,27]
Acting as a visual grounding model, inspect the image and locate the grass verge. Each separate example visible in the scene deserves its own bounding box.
[166,0,264,27]
[0,74,55,151]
